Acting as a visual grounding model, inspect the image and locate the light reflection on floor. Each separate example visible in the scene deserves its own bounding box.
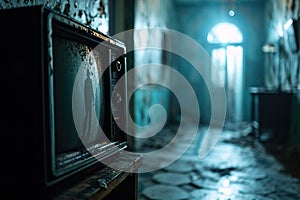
[137,122,300,200]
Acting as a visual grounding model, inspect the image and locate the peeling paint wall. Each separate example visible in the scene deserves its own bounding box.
[264,0,300,89]
[133,0,177,136]
[0,0,109,34]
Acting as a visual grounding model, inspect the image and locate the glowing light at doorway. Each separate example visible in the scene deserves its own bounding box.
[207,23,243,44]
[207,22,244,122]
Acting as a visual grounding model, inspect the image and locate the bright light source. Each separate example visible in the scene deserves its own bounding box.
[277,23,284,37]
[207,23,243,44]
[229,10,235,17]
[284,18,293,30]
[262,43,277,53]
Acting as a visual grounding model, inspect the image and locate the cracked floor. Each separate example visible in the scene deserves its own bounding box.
[136,122,300,200]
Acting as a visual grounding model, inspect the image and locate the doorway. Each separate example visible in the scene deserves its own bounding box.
[207,22,244,122]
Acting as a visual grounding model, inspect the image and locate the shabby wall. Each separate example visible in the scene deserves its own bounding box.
[133,0,177,138]
[264,0,300,90]
[0,0,109,34]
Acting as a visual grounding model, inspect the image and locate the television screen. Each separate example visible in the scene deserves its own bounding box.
[52,36,106,153]
[49,19,117,176]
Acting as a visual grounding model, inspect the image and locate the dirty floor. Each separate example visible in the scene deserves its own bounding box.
[136,122,300,200]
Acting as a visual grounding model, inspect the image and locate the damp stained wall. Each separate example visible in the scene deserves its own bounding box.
[0,0,109,35]
[133,0,177,139]
[264,0,300,89]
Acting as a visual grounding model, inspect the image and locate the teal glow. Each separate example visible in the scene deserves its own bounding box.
[207,23,243,44]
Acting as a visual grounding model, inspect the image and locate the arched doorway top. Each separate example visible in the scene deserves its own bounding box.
[207,22,243,44]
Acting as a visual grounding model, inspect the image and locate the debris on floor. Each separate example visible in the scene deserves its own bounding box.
[137,122,300,200]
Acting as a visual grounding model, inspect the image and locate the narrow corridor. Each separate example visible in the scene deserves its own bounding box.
[137,122,300,200]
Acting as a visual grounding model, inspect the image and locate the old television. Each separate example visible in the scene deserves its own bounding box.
[1,6,127,197]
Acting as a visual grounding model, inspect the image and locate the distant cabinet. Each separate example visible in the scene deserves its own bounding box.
[249,87,294,142]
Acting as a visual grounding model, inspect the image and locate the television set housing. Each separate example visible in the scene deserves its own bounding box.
[1,6,127,198]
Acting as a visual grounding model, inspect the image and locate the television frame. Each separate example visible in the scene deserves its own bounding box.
[0,5,128,197]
